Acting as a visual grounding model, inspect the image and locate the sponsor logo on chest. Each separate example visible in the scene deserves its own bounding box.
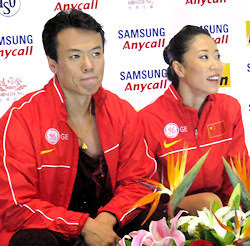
[164,123,188,138]
[45,128,69,145]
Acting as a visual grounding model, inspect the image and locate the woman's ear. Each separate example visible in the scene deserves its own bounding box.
[172,61,184,78]
[47,56,57,74]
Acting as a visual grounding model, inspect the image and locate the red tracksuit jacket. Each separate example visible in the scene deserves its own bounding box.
[139,84,248,205]
[0,76,157,245]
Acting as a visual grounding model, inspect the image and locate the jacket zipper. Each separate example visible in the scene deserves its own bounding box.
[195,128,198,139]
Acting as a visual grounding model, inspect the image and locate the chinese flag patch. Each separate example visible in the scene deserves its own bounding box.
[207,121,226,138]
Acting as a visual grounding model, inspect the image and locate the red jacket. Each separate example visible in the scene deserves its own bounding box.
[139,84,248,205]
[0,77,157,245]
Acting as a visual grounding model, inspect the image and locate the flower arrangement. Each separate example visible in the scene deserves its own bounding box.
[177,183,250,246]
[223,155,250,212]
[119,184,250,246]
[127,148,209,222]
[118,152,250,246]
[119,210,187,246]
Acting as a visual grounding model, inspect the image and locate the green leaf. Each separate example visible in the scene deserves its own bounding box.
[211,197,221,213]
[242,216,250,234]
[228,183,241,210]
[169,150,209,214]
[211,229,235,246]
[223,157,250,211]
[125,239,132,246]
[200,227,220,245]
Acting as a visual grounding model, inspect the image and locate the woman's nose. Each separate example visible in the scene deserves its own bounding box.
[210,58,222,71]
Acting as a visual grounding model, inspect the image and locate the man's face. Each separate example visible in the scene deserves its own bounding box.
[49,28,104,98]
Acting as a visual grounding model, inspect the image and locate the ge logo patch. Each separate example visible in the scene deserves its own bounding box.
[45,128,60,145]
[164,123,179,138]
[0,0,21,17]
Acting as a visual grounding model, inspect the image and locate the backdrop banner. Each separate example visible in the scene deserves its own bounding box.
[1,0,250,149]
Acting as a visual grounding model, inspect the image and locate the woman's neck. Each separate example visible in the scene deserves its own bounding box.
[177,83,208,114]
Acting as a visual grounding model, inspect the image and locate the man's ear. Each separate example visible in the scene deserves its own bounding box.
[47,56,57,74]
[172,61,184,78]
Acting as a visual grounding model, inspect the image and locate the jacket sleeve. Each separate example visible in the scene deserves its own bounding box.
[98,104,158,227]
[0,110,89,239]
[220,100,249,205]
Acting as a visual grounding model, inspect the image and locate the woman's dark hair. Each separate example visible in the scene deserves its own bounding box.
[42,9,105,62]
[163,25,211,90]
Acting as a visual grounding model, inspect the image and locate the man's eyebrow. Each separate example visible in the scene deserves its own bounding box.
[67,49,81,53]
[67,46,102,53]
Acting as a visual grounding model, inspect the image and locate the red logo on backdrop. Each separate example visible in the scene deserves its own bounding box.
[207,121,226,138]
[0,34,34,59]
[118,28,166,51]
[0,77,26,91]
[185,0,227,6]
[0,77,27,103]
[128,0,154,10]
[54,0,98,11]
[200,24,229,45]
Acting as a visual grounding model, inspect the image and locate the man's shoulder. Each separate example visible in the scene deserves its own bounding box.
[2,81,57,120]
[97,87,135,112]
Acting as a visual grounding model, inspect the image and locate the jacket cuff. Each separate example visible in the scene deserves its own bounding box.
[77,213,90,235]
[98,205,141,228]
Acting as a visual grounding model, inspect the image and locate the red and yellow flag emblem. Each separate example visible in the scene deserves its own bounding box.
[207,121,226,138]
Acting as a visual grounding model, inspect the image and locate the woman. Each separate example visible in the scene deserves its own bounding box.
[139,25,248,213]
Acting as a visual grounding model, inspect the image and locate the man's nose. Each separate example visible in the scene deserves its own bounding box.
[81,56,94,72]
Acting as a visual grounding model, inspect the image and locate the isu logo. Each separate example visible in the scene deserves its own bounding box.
[0,0,21,17]
[45,128,60,145]
[164,123,179,138]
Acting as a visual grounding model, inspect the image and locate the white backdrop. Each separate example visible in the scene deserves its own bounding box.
[1,0,250,149]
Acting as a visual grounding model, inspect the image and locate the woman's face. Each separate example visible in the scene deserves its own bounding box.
[179,34,223,97]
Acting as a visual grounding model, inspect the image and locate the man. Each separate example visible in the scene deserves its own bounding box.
[0,9,157,246]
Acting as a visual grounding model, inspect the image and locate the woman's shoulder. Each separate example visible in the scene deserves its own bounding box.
[213,93,239,103]
[212,93,241,110]
[140,93,169,114]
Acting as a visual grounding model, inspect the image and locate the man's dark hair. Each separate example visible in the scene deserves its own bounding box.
[42,9,105,61]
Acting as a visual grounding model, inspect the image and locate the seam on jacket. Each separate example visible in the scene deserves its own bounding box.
[104,144,119,153]
[2,90,79,227]
[199,137,233,148]
[159,137,233,158]
[37,165,71,170]
[22,205,79,225]
[120,139,157,222]
[3,90,46,205]
[169,86,178,100]
[120,208,136,222]
[53,76,64,104]
[144,139,157,179]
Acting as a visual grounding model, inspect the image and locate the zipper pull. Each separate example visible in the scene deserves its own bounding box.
[195,129,198,137]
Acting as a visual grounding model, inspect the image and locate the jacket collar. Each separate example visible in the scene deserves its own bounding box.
[48,75,107,120]
[165,83,215,106]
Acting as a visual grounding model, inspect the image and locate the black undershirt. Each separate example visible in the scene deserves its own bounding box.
[68,149,111,217]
